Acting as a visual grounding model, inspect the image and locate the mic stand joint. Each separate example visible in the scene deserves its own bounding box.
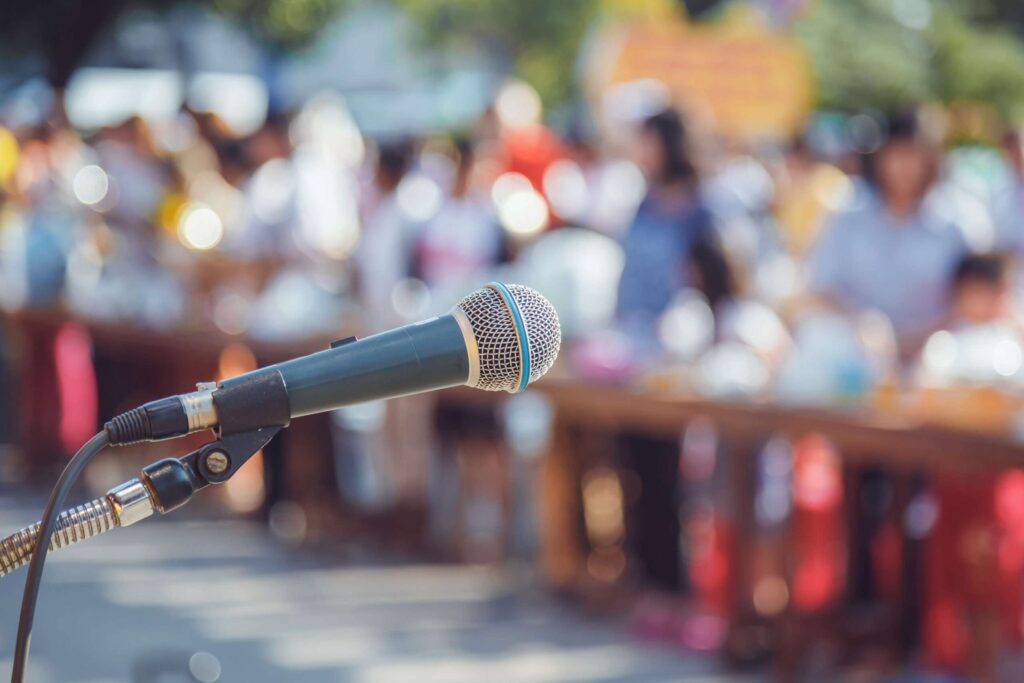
[1,425,284,577]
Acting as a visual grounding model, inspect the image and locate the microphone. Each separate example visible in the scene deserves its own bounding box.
[103,282,561,444]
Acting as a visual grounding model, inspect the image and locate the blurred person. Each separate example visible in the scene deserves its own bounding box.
[212,137,250,189]
[227,113,298,259]
[615,107,733,594]
[914,253,1023,388]
[92,116,168,232]
[992,126,1024,253]
[492,80,570,230]
[808,111,969,358]
[948,253,1012,328]
[617,107,733,352]
[561,128,645,238]
[922,257,1023,680]
[1,117,98,475]
[702,144,780,295]
[7,122,79,306]
[246,113,292,169]
[413,138,511,561]
[772,137,851,256]
[414,138,504,295]
[345,139,433,514]
[809,112,967,631]
[356,139,417,329]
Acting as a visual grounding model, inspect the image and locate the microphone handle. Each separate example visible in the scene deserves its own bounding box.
[222,313,473,419]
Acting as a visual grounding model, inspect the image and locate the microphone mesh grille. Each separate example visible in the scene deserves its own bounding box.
[457,284,561,392]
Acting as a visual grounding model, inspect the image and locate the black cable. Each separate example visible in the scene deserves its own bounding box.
[10,430,110,683]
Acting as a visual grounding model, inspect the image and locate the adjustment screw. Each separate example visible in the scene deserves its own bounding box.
[205,451,230,474]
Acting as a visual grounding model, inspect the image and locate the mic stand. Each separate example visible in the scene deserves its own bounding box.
[0,425,282,577]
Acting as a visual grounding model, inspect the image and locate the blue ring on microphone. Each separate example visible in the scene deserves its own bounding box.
[488,282,531,393]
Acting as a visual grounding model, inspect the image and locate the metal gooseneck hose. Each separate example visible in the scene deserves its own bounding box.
[0,471,155,579]
[0,496,118,577]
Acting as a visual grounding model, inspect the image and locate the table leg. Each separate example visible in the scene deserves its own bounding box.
[722,434,762,665]
[537,413,585,588]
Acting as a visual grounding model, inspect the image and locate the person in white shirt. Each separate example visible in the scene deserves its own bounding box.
[355,140,417,331]
[414,138,503,296]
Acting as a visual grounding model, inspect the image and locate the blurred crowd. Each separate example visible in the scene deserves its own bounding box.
[2,80,1024,411]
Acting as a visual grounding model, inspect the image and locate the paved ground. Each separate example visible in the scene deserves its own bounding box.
[0,495,759,683]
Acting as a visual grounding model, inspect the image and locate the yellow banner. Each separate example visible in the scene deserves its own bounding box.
[605,20,814,140]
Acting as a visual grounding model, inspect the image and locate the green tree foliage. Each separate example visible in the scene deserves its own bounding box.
[795,0,933,113]
[210,0,350,50]
[796,0,1024,119]
[931,7,1024,120]
[395,0,600,107]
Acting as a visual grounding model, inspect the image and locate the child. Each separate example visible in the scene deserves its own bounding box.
[923,252,1024,681]
[948,253,1012,328]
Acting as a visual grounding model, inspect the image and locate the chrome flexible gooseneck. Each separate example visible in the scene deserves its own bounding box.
[0,479,154,577]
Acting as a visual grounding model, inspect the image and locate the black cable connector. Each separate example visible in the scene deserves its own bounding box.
[104,406,149,445]
[104,397,190,445]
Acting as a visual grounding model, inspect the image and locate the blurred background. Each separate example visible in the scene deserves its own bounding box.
[2,0,1024,681]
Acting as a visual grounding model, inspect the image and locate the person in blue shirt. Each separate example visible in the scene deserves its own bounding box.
[809,111,969,357]
[615,107,732,592]
[617,108,732,355]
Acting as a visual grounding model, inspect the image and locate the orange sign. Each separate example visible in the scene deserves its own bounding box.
[605,21,814,140]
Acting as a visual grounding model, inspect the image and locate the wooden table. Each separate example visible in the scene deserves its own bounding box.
[532,380,1024,472]
[517,378,1024,678]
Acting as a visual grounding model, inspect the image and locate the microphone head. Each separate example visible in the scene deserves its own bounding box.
[454,283,561,393]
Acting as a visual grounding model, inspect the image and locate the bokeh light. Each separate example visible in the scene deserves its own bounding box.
[397,174,444,223]
[921,329,957,384]
[188,651,222,683]
[603,160,647,211]
[249,159,295,224]
[491,172,533,206]
[495,79,542,129]
[542,159,588,221]
[0,127,19,184]
[213,292,252,335]
[993,338,1023,377]
[177,203,224,251]
[72,165,109,206]
[658,289,714,359]
[390,278,431,320]
[497,187,549,237]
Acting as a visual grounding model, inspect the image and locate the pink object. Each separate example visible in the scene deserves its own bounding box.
[55,323,97,454]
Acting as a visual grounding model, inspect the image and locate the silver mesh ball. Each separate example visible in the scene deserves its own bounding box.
[456,284,561,392]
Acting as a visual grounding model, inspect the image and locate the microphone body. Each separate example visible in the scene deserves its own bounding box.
[226,313,473,418]
[103,283,560,445]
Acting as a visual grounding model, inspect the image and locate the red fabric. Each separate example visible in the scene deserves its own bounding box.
[791,435,845,612]
[22,325,61,460]
[924,473,1024,668]
[500,125,570,225]
[688,513,733,615]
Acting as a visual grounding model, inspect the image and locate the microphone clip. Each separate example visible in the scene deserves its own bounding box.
[0,424,285,579]
[143,425,283,515]
[122,370,293,514]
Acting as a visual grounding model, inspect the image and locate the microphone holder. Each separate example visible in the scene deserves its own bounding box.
[0,424,282,578]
